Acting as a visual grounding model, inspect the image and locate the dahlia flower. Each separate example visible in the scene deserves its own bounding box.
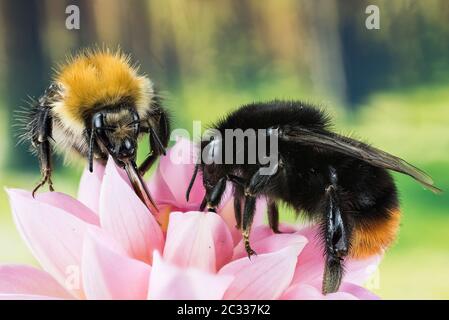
[0,138,379,300]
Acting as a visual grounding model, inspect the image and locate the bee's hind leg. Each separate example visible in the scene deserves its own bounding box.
[32,107,54,197]
[322,165,349,294]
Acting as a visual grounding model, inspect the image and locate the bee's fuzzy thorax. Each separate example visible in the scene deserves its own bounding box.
[52,49,153,134]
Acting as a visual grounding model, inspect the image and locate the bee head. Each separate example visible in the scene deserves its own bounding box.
[186,138,228,209]
[92,108,140,167]
[197,137,229,210]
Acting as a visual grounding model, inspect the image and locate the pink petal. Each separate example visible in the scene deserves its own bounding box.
[7,189,90,299]
[78,161,105,214]
[233,226,308,260]
[146,165,176,207]
[219,244,303,300]
[34,191,99,225]
[292,226,381,287]
[0,294,62,300]
[219,198,268,245]
[148,253,233,300]
[0,265,73,299]
[82,227,151,300]
[344,255,382,285]
[218,200,242,244]
[280,283,356,300]
[164,212,233,273]
[148,137,204,210]
[340,282,380,300]
[99,160,164,264]
[9,189,98,226]
[281,282,379,300]
[339,282,380,300]
[290,226,324,285]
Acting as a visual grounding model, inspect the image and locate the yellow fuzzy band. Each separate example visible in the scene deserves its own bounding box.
[52,48,153,134]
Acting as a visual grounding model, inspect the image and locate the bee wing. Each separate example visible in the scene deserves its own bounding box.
[281,128,442,193]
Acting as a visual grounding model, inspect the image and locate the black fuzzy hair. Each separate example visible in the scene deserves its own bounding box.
[14,98,39,154]
[213,100,332,133]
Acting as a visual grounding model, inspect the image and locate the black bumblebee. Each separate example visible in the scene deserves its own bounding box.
[186,100,441,294]
[18,49,170,214]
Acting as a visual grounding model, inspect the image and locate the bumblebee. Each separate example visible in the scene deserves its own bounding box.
[186,100,441,294]
[19,49,170,214]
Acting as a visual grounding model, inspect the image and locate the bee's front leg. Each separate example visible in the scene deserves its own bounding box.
[32,107,54,197]
[138,109,170,176]
[206,177,227,212]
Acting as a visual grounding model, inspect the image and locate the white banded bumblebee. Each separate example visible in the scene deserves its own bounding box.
[186,100,441,294]
[18,49,170,214]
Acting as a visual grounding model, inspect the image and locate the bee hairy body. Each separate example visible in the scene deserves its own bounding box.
[49,50,155,160]
[208,100,400,258]
[19,49,170,214]
[191,100,439,294]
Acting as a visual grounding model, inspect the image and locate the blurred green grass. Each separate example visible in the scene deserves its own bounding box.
[350,87,449,298]
[0,85,448,299]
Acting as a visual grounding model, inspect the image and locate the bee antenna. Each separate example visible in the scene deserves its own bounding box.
[186,164,200,202]
[88,129,95,173]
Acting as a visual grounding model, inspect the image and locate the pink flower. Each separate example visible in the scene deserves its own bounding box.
[1,138,380,300]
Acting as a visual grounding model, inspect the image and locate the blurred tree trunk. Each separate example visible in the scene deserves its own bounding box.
[337,0,391,108]
[1,0,48,170]
[303,0,347,108]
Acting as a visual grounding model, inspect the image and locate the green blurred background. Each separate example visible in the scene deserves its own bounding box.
[0,0,448,299]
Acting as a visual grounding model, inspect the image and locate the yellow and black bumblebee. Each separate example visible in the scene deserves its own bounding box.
[19,49,169,214]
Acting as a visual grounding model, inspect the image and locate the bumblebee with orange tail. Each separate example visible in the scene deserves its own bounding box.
[186,100,441,294]
[18,49,170,214]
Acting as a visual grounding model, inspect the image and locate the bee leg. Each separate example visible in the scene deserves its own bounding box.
[267,199,281,233]
[225,174,246,228]
[138,150,158,177]
[139,110,169,176]
[149,127,167,156]
[206,176,227,212]
[242,194,257,257]
[199,195,207,211]
[138,130,163,175]
[322,166,349,294]
[233,187,243,229]
[87,128,96,172]
[32,107,54,197]
[242,165,279,257]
